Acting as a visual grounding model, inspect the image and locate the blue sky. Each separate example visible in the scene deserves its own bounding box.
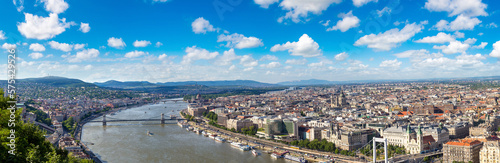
[0,0,499,83]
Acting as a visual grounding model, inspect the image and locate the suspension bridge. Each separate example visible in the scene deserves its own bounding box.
[87,113,186,126]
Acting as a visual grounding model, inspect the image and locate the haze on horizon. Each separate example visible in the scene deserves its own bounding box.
[0,0,500,83]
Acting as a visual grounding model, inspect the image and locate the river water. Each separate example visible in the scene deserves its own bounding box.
[81,99,289,163]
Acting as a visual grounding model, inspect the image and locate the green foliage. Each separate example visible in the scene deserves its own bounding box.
[183,87,285,100]
[240,126,257,135]
[300,111,306,116]
[359,144,406,158]
[63,117,76,137]
[288,139,354,156]
[203,111,217,122]
[0,92,92,162]
[24,104,52,126]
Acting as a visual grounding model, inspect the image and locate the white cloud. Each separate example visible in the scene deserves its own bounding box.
[155,42,163,47]
[84,65,92,70]
[17,13,73,40]
[240,55,259,67]
[454,31,464,38]
[260,55,278,61]
[254,0,279,8]
[486,23,498,28]
[354,22,424,51]
[73,43,86,50]
[424,0,487,17]
[153,0,168,3]
[434,15,481,31]
[261,62,281,68]
[68,48,99,62]
[334,52,349,61]
[182,46,219,64]
[13,0,24,12]
[217,33,263,49]
[379,59,402,68]
[376,7,391,17]
[277,0,342,23]
[0,30,6,40]
[415,32,456,43]
[353,0,378,7]
[472,42,487,49]
[347,60,368,71]
[243,67,254,71]
[107,37,126,49]
[285,58,307,65]
[40,0,69,14]
[158,53,168,60]
[29,43,45,51]
[320,20,330,27]
[490,41,500,58]
[433,40,470,54]
[125,50,147,58]
[271,34,322,57]
[1,43,16,50]
[229,65,236,71]
[192,17,216,34]
[48,41,72,52]
[216,49,241,65]
[79,23,90,33]
[327,11,360,32]
[133,40,152,47]
[29,52,44,59]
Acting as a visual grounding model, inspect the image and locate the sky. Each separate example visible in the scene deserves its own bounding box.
[0,0,500,83]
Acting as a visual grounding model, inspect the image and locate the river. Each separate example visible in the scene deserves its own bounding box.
[81,99,289,163]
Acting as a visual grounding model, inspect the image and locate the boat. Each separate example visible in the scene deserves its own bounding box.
[209,134,217,139]
[231,142,242,149]
[271,153,283,159]
[215,136,226,143]
[147,130,153,136]
[252,150,260,156]
[177,121,189,128]
[239,145,250,151]
[284,154,307,163]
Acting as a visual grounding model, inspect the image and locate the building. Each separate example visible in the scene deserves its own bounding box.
[470,123,494,136]
[322,124,376,151]
[446,122,471,139]
[480,140,500,163]
[382,124,439,154]
[443,138,483,163]
[330,91,347,108]
[226,119,255,132]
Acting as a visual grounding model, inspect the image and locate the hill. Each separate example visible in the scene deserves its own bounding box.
[19,76,96,87]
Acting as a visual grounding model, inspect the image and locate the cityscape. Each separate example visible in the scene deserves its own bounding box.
[1,0,500,163]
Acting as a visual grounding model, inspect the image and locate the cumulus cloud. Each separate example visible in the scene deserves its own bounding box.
[277,0,342,23]
[0,30,6,40]
[379,59,402,68]
[354,22,424,51]
[260,55,278,61]
[48,41,72,52]
[1,43,16,50]
[182,46,219,64]
[424,0,488,17]
[40,0,69,14]
[107,37,126,49]
[347,60,368,71]
[79,23,90,33]
[261,62,281,68]
[74,43,86,50]
[327,11,360,32]
[240,55,258,67]
[472,42,487,49]
[17,13,73,40]
[125,50,147,58]
[415,32,456,43]
[490,41,500,58]
[376,7,392,17]
[192,17,216,34]
[155,42,163,47]
[217,33,263,49]
[133,40,152,47]
[29,43,45,51]
[29,52,44,59]
[433,40,471,54]
[254,0,279,8]
[271,34,322,57]
[216,49,241,65]
[434,15,481,31]
[334,52,349,61]
[353,0,378,7]
[13,0,24,12]
[68,48,99,62]
[285,58,307,65]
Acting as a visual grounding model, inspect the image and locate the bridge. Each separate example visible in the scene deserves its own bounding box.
[160,99,184,103]
[88,113,186,126]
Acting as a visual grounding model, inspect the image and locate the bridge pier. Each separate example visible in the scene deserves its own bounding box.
[103,115,107,126]
[161,113,165,124]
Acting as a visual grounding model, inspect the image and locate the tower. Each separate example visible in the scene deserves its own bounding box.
[417,124,423,152]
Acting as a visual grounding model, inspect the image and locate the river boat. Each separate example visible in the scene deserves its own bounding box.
[271,153,282,159]
[252,150,260,156]
[215,136,226,142]
[147,130,153,136]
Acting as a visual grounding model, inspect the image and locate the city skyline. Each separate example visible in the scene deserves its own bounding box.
[0,0,500,83]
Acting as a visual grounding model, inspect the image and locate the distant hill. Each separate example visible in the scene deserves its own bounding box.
[277,79,340,86]
[156,80,278,87]
[19,76,96,87]
[94,80,159,89]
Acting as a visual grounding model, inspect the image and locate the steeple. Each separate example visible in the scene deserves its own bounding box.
[407,124,411,134]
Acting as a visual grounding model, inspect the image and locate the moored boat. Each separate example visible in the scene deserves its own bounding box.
[252,150,260,156]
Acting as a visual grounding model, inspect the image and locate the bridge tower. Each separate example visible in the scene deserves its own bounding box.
[373,137,388,163]
[161,113,165,124]
[103,115,107,126]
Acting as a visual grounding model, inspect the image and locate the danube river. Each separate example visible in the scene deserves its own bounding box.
[81,99,288,163]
